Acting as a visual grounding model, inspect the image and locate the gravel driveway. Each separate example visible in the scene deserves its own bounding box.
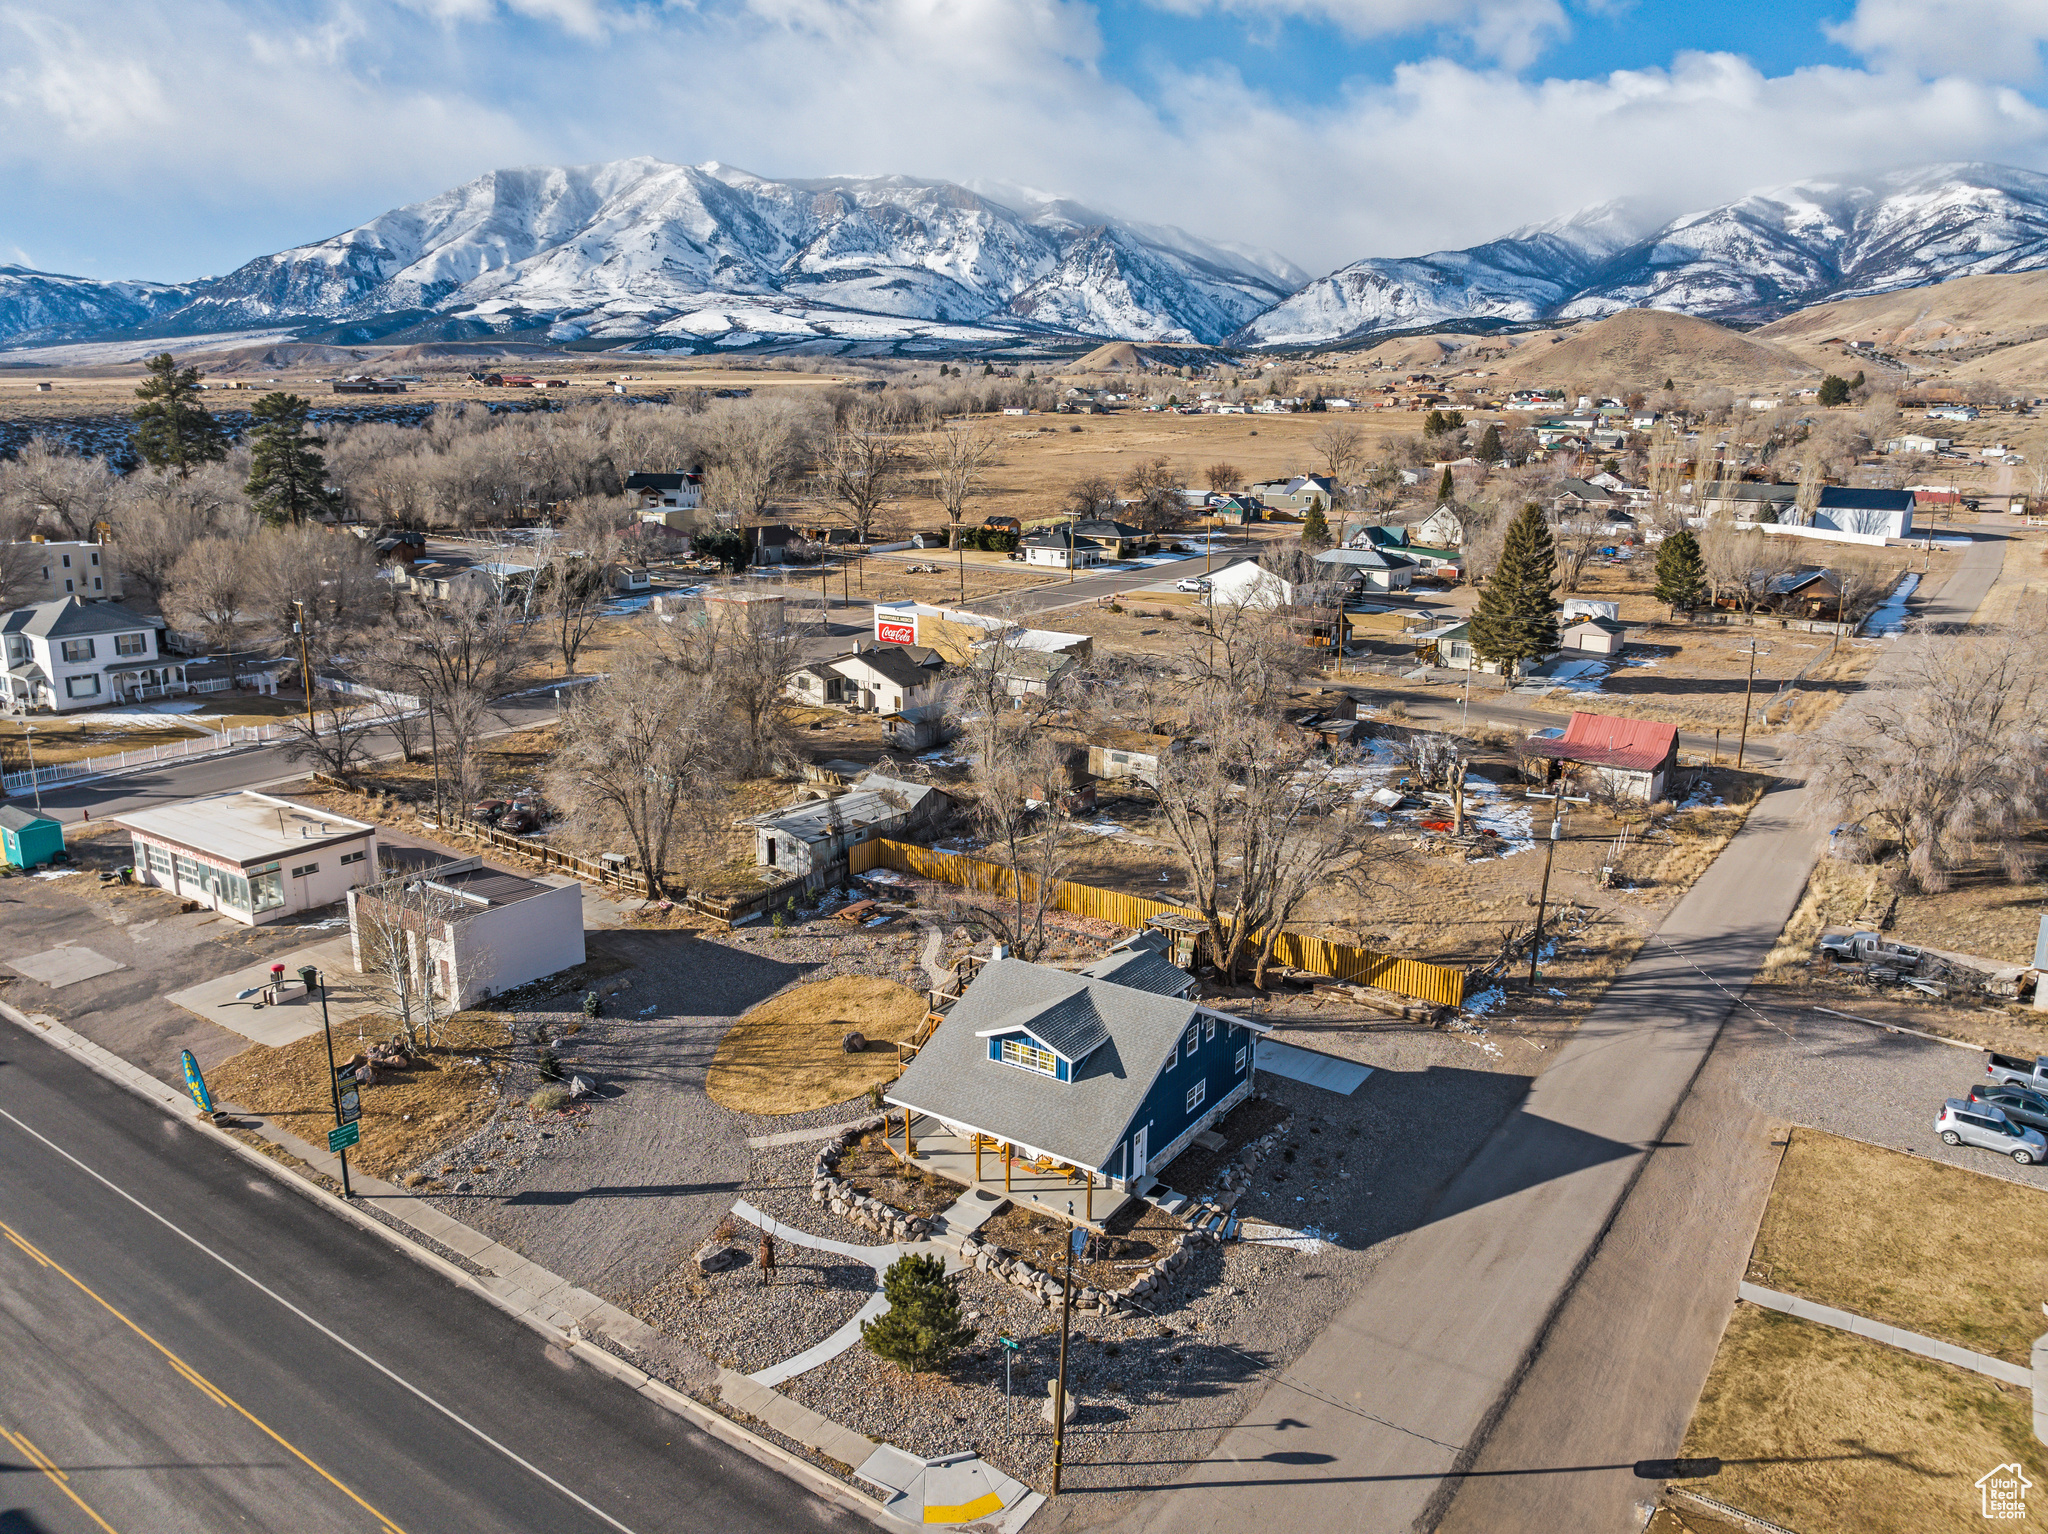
[1719,1007,2048,1189]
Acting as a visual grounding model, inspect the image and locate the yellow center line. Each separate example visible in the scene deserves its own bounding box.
[0,1425,120,1533]
[0,1215,408,1534]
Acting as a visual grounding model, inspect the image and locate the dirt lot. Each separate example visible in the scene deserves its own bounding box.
[705,975,929,1114]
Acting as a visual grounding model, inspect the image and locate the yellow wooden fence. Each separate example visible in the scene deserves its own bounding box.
[848,838,1465,1006]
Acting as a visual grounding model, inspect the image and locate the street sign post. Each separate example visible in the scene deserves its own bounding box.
[328,1122,360,1153]
[310,968,355,1198]
[997,1335,1019,1404]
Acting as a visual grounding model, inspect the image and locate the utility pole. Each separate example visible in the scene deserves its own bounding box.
[1067,511,1079,585]
[1051,1202,1079,1494]
[292,600,316,746]
[1734,638,1769,770]
[21,724,41,813]
[1526,791,1586,987]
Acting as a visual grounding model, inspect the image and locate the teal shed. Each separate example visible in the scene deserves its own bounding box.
[0,805,63,869]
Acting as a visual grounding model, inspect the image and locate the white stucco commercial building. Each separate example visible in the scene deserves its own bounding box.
[114,792,380,925]
[347,855,585,1011]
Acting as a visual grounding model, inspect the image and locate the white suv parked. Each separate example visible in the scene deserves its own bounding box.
[1936,1099,2047,1165]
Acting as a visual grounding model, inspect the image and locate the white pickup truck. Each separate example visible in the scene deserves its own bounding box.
[1818,931,1924,969]
[1986,1053,2048,1091]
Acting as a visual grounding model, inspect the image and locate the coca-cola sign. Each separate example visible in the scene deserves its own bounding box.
[875,612,918,646]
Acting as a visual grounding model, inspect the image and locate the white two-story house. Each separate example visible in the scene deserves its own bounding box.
[1,598,184,713]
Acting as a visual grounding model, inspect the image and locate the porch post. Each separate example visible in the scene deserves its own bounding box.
[1004,1143,1012,1192]
[1086,1170,1093,1224]
[975,1135,982,1184]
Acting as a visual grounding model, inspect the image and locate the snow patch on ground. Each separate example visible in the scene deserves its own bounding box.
[1864,572,1920,636]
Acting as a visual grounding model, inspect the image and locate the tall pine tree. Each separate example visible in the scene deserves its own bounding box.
[1652,528,1708,615]
[1300,499,1331,549]
[1469,503,1560,680]
[1477,423,1503,464]
[245,392,339,526]
[1436,466,1454,503]
[132,353,228,479]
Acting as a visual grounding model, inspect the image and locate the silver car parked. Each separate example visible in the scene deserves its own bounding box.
[1936,1099,2048,1165]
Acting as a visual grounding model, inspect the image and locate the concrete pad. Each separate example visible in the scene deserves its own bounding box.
[855,1445,927,1495]
[164,936,376,1047]
[5,946,127,988]
[1256,1038,1374,1094]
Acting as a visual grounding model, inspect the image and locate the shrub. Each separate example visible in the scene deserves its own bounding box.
[861,1253,975,1373]
[530,1085,570,1112]
[538,1049,563,1081]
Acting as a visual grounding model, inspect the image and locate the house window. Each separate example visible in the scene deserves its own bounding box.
[61,554,70,568]
[90,552,98,566]
[61,638,94,663]
[1203,1017,1216,1043]
[64,580,73,593]
[1184,1024,1198,1055]
[291,862,318,878]
[339,850,366,867]
[92,577,101,591]
[115,633,146,656]
[1235,1047,1247,1075]
[1186,1080,1206,1114]
[1000,1038,1059,1077]
[65,675,100,699]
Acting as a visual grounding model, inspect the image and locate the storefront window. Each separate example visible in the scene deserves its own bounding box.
[250,864,285,913]
[221,873,251,912]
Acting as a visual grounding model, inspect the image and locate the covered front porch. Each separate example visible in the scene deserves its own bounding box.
[879,1111,1134,1230]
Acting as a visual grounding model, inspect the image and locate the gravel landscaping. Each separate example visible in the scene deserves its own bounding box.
[632,1231,878,1376]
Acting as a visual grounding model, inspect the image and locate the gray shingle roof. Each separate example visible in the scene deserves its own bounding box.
[888,958,1202,1171]
[840,645,938,689]
[0,805,57,832]
[2,597,162,640]
[1078,947,1195,998]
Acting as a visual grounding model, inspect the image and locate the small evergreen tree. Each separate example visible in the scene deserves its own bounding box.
[132,352,228,479]
[1300,500,1331,548]
[861,1253,974,1373]
[1663,377,1675,391]
[1817,374,1852,407]
[1850,370,1865,389]
[245,392,339,526]
[1436,467,1454,502]
[1468,503,1560,680]
[1477,423,1503,463]
[1652,527,1707,615]
[1423,408,1446,436]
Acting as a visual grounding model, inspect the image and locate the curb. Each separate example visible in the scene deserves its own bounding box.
[0,999,903,1532]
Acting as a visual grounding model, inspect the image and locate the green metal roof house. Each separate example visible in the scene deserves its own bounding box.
[0,805,63,869]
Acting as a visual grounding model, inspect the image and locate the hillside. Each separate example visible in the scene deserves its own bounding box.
[1499,309,1815,388]
[1755,269,2048,355]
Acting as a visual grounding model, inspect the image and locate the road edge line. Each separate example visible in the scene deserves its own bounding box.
[0,1000,902,1533]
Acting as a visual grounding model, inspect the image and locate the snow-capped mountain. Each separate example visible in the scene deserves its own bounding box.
[78,159,1302,350]
[1237,163,2048,347]
[0,266,201,347]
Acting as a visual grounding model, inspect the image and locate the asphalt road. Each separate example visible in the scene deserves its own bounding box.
[0,1024,864,1534]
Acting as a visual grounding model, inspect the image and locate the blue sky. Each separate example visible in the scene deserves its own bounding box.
[3,0,2046,286]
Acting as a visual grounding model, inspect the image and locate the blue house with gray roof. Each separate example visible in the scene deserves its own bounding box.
[886,932,1268,1204]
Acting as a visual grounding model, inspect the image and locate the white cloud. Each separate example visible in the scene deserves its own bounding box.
[1,0,2046,284]
[1829,0,2048,85]
[1142,0,1569,70]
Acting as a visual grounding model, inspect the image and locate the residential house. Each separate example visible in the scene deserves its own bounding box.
[1201,558,1293,608]
[1755,568,1844,617]
[1020,529,1105,569]
[1249,475,1337,514]
[1559,615,1627,655]
[1884,434,1950,455]
[114,792,380,926]
[347,855,585,1011]
[1069,518,1151,559]
[6,540,120,603]
[1699,481,1798,521]
[1812,487,1914,540]
[969,646,1077,703]
[2,598,181,713]
[1553,477,1624,516]
[1412,504,1465,547]
[1419,618,1556,676]
[1312,545,1416,594]
[1926,406,1979,423]
[748,774,955,881]
[1521,712,1679,802]
[885,949,1271,1216]
[1210,494,1263,523]
[785,643,950,749]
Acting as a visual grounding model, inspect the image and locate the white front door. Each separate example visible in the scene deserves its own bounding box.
[1130,1124,1148,1185]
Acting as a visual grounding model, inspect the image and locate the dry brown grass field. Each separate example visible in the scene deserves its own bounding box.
[704,975,927,1115]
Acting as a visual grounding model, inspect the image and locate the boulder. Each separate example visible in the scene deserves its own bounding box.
[694,1241,747,1275]
[842,1030,867,1054]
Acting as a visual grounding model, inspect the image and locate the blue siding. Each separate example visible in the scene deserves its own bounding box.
[1108,1016,1253,1178]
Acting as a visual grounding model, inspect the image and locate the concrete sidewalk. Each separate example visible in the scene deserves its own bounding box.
[163,935,374,1047]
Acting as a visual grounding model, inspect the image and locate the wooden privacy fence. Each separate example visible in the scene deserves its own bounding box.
[850,838,1465,1007]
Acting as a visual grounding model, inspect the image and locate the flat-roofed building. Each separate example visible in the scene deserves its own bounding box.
[113,792,379,925]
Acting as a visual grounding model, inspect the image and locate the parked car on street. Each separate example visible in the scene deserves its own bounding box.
[1970,1084,2048,1133]
[1936,1099,2047,1164]
[1985,1052,2048,1091]
[1174,577,1211,593]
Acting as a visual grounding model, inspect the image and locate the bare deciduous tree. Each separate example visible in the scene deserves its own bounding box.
[547,652,719,901]
[810,403,906,544]
[1310,422,1365,484]
[1203,461,1242,493]
[349,869,466,1048]
[1803,618,2048,891]
[279,694,381,782]
[165,541,250,680]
